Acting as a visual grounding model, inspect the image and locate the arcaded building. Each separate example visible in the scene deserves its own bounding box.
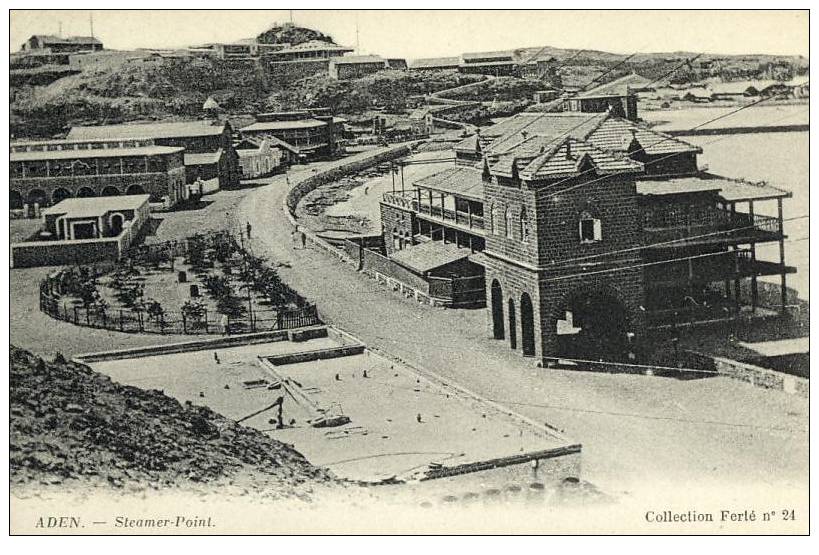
[10,138,187,212]
[379,108,793,363]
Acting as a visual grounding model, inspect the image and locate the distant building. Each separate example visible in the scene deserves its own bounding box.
[266,40,353,62]
[67,120,239,189]
[459,50,517,76]
[235,139,284,179]
[387,58,408,70]
[10,138,187,213]
[408,108,436,136]
[11,195,151,268]
[240,110,342,162]
[328,55,390,79]
[409,56,461,71]
[533,89,561,103]
[563,73,652,121]
[21,35,103,53]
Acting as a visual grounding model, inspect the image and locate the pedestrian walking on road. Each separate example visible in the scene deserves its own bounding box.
[246,222,252,239]
[299,231,307,249]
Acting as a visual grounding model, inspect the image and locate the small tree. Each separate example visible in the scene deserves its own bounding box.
[216,295,246,320]
[182,299,207,330]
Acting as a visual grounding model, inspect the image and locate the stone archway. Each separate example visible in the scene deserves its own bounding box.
[109,213,125,236]
[77,187,96,198]
[101,186,121,197]
[490,279,504,339]
[520,292,536,357]
[52,188,72,204]
[126,185,146,196]
[27,189,48,207]
[10,190,23,210]
[508,298,517,350]
[557,288,630,362]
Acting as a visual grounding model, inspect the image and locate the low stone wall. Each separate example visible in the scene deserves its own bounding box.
[265,343,367,366]
[687,350,808,398]
[11,237,122,268]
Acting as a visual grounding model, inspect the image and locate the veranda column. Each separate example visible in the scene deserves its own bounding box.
[778,197,787,314]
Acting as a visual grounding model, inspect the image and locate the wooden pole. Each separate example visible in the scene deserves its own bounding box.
[778,197,787,314]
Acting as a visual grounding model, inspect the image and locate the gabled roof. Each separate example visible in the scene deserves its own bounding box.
[588,117,701,156]
[68,120,228,141]
[517,138,644,180]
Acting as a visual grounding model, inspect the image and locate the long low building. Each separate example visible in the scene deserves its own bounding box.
[240,110,342,162]
[67,120,239,189]
[10,138,187,213]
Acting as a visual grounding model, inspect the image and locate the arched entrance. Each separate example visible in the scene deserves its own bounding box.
[27,189,47,207]
[557,290,629,362]
[101,186,120,197]
[110,213,125,236]
[77,187,96,198]
[10,190,23,210]
[126,185,146,196]
[520,292,536,357]
[490,280,504,339]
[508,298,517,350]
[52,188,72,204]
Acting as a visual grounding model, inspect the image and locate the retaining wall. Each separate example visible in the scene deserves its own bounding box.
[687,350,808,397]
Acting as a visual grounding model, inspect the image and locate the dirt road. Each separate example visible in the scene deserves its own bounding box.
[239,164,808,503]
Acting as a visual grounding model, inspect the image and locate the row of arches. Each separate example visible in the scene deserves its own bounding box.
[487,203,530,243]
[490,280,536,357]
[9,185,148,210]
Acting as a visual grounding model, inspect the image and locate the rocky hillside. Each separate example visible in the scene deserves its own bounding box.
[256,24,334,45]
[10,345,336,498]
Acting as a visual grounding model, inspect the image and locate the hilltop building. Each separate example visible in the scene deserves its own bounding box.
[67,120,239,190]
[10,138,187,213]
[20,35,103,53]
[378,97,793,364]
[328,55,390,80]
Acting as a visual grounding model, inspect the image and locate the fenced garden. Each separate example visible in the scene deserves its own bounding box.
[39,231,320,335]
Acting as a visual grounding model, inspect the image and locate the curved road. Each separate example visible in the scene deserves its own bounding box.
[239,161,807,502]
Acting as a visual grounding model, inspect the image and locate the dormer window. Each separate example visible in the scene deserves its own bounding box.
[579,210,602,243]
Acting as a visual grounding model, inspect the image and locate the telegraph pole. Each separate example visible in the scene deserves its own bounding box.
[89,11,94,39]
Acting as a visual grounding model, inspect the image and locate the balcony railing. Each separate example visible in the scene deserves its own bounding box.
[645,248,787,288]
[643,211,781,246]
[382,192,485,231]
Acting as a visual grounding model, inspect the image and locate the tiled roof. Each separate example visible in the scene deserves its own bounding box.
[414,166,485,201]
[453,134,480,152]
[482,113,607,156]
[518,138,644,180]
[588,118,701,155]
[636,179,723,196]
[390,241,472,274]
[68,121,227,140]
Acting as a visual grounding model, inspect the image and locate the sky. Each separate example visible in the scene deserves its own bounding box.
[10,10,809,60]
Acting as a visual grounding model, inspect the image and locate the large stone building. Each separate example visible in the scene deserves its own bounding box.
[67,120,239,189]
[379,105,793,364]
[10,138,187,212]
[328,55,390,80]
[240,110,342,162]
